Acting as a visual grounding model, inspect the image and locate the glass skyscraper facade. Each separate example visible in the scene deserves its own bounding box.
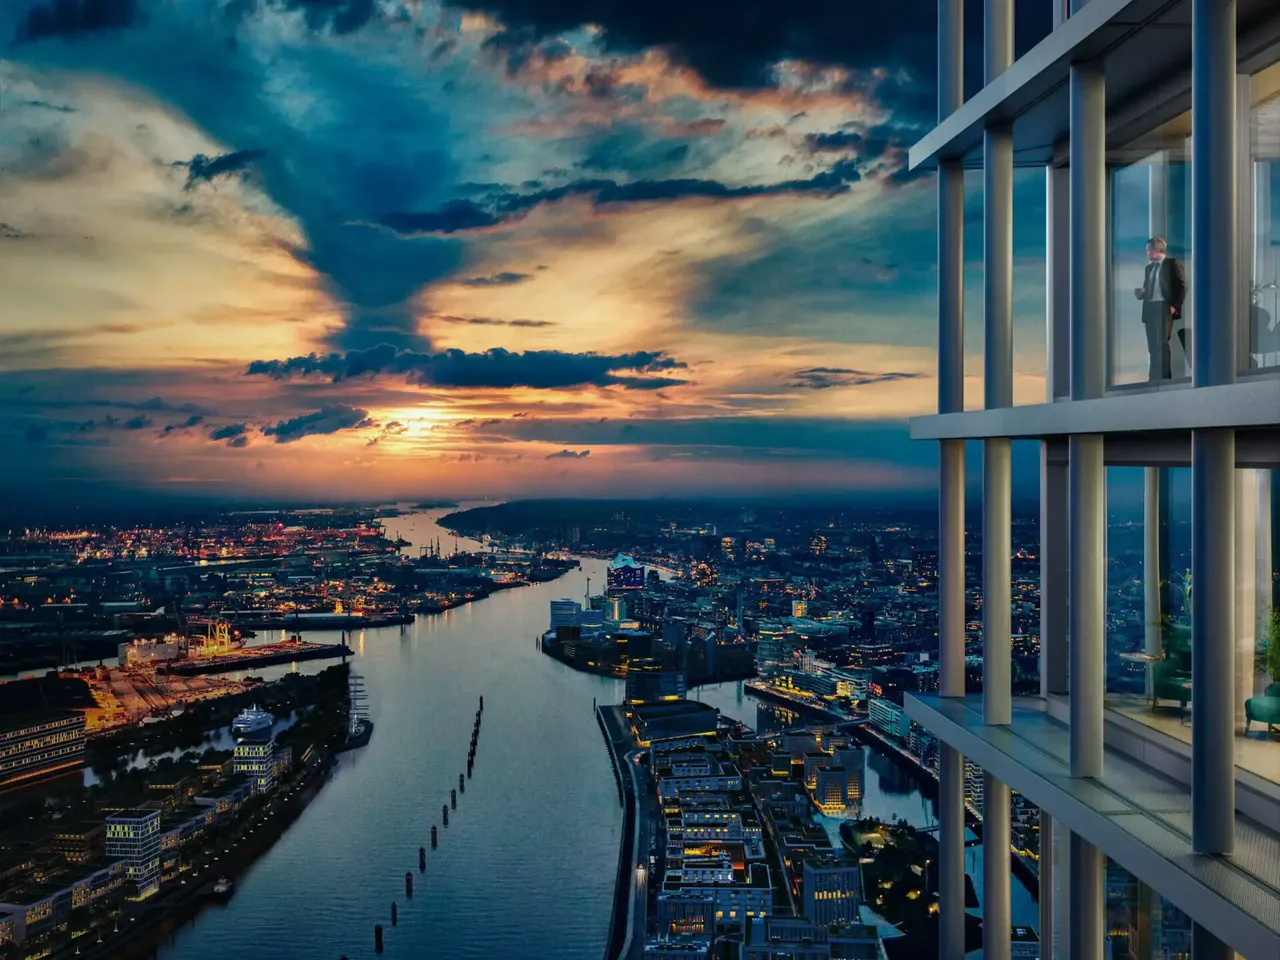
[910,1,1280,958]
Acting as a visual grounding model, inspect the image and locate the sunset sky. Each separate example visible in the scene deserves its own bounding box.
[1,0,1053,508]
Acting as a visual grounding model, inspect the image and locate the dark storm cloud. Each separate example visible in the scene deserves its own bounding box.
[8,6,465,353]
[13,0,142,44]
[452,0,1051,107]
[275,0,377,35]
[262,404,374,443]
[804,131,863,153]
[22,412,152,440]
[374,164,861,236]
[182,148,267,190]
[160,414,205,435]
[436,316,554,328]
[545,448,589,459]
[208,422,248,442]
[787,368,924,390]
[458,271,532,287]
[245,345,689,390]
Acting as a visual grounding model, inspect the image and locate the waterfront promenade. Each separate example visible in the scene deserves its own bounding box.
[597,704,651,960]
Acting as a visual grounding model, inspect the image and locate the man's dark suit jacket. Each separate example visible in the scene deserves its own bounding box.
[1139,257,1188,320]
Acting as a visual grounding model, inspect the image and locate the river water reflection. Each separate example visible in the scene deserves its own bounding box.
[156,509,1031,959]
[158,510,623,960]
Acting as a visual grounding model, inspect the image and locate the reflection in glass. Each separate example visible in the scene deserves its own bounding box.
[1105,858,1192,959]
[1250,62,1280,371]
[1110,118,1193,387]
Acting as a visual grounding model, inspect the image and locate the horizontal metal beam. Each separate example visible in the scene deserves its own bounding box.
[909,378,1280,440]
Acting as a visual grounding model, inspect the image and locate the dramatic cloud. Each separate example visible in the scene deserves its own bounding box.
[208,423,249,444]
[23,412,152,441]
[787,367,924,390]
[160,414,205,435]
[545,448,589,459]
[262,404,374,443]
[245,346,689,390]
[435,316,554,328]
[452,0,1052,108]
[182,149,267,190]
[14,0,141,44]
[458,271,533,287]
[373,165,861,236]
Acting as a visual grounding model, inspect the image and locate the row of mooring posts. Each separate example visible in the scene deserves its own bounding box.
[372,694,483,954]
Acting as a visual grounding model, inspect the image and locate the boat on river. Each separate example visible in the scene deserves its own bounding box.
[231,706,273,737]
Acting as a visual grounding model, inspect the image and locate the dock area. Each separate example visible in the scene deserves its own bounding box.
[161,639,352,676]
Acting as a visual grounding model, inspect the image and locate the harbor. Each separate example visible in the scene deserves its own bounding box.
[159,636,352,676]
[151,509,623,960]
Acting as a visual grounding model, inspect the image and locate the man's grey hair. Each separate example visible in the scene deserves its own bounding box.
[1147,237,1168,254]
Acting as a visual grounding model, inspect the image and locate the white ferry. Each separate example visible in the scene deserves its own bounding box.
[231,706,273,737]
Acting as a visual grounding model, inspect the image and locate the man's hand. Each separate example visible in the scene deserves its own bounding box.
[1133,287,1144,300]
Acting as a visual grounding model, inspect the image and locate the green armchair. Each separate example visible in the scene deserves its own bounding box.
[1245,682,1280,734]
[1152,625,1192,709]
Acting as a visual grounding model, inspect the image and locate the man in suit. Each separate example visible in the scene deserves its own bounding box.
[1133,236,1187,381]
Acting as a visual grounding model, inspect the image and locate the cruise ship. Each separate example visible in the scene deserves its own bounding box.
[231,706,273,737]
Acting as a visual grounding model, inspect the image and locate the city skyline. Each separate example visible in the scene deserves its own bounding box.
[1,0,1054,507]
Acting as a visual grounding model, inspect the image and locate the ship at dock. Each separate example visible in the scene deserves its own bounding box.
[337,672,373,751]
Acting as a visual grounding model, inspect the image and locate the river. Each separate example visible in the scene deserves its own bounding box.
[156,508,1033,959]
[157,509,624,960]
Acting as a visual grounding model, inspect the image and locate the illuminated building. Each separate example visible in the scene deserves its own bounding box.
[813,767,849,814]
[656,892,715,938]
[0,859,125,944]
[0,712,85,793]
[549,598,581,629]
[801,859,860,929]
[233,734,277,795]
[791,599,808,618]
[606,554,645,592]
[106,809,161,900]
[625,659,688,705]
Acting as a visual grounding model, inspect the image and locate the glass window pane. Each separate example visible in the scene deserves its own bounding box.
[1249,62,1280,371]
[1109,117,1193,388]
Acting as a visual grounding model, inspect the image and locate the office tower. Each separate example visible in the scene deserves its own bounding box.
[233,734,277,795]
[912,3,1280,959]
[105,809,161,900]
[801,859,860,929]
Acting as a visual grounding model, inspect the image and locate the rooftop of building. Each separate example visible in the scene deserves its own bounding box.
[0,676,96,718]
[107,808,159,821]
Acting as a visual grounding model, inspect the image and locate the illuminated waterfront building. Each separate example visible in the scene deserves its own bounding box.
[801,859,860,929]
[0,712,86,793]
[105,809,161,900]
[233,734,277,795]
[625,659,688,705]
[606,554,645,592]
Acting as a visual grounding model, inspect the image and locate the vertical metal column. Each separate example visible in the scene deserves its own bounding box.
[983,773,1011,960]
[1069,833,1104,960]
[937,745,966,960]
[981,66,1014,727]
[1069,58,1106,779]
[937,2,967,955]
[1042,164,1070,699]
[1145,160,1170,696]
[1039,811,1055,959]
[1190,0,1237,858]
